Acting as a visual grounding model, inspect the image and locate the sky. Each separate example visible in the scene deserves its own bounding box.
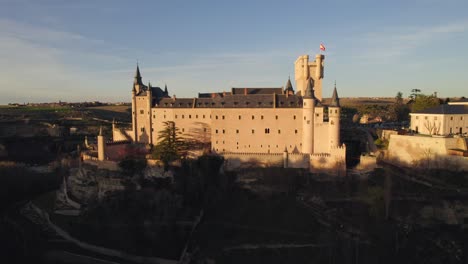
[0,0,467,104]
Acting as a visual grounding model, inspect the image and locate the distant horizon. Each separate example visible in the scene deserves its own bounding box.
[1,0,467,104]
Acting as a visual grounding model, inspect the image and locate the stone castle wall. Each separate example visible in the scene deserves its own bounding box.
[387,135,468,170]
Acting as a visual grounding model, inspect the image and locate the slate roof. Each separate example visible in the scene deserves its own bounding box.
[412,104,468,115]
[231,87,284,95]
[329,87,340,107]
[154,94,303,108]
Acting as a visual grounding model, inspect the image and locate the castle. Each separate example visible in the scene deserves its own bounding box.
[111,54,346,172]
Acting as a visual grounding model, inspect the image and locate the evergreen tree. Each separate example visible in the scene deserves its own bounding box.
[411,94,440,112]
[152,121,186,169]
[390,91,410,122]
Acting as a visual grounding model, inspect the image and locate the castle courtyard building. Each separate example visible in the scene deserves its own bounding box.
[113,54,346,171]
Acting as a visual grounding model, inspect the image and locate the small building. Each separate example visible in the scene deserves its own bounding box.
[410,101,468,135]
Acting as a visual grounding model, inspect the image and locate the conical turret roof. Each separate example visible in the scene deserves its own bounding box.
[303,78,315,99]
[330,82,340,107]
[284,77,294,94]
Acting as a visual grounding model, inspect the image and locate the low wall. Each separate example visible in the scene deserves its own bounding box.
[222,152,284,170]
[387,135,468,171]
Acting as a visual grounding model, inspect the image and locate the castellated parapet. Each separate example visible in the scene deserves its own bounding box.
[108,54,346,174]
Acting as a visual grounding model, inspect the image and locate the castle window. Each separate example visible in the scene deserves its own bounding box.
[164,115,166,119]
[304,116,306,120]
[461,116,464,120]
[416,116,419,120]
[238,115,241,120]
[275,115,278,120]
[175,115,178,119]
[140,110,144,114]
[153,115,155,118]
[335,110,338,114]
[236,129,239,134]
[316,113,319,117]
[216,115,218,120]
[151,128,154,132]
[294,115,296,120]
[330,110,333,114]
[222,115,225,120]
[252,115,255,120]
[450,116,453,120]
[252,129,255,134]
[189,115,191,119]
[234,102,238,105]
[140,127,145,132]
[295,129,298,134]
[196,115,198,118]
[204,128,207,132]
[182,115,184,119]
[179,103,182,106]
[278,130,281,134]
[203,115,205,119]
[216,129,218,134]
[261,115,264,120]
[182,128,185,132]
[222,129,225,134]
[307,120,310,124]
[265,128,270,134]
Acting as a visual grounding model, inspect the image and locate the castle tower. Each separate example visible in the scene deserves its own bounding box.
[328,82,341,150]
[97,126,105,161]
[302,78,316,154]
[147,81,153,145]
[294,54,324,100]
[131,65,138,141]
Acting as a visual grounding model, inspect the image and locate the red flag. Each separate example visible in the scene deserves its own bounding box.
[320,43,326,51]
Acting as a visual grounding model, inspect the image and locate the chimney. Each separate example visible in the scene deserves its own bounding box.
[244,88,247,95]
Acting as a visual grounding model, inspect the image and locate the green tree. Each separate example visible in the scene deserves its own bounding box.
[390,91,410,122]
[411,94,440,112]
[409,88,421,100]
[152,121,187,170]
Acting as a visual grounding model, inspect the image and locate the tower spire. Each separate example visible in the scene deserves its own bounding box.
[303,78,316,99]
[134,63,142,85]
[284,76,294,95]
[330,81,340,107]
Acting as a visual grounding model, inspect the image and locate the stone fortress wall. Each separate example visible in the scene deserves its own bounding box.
[387,135,468,170]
